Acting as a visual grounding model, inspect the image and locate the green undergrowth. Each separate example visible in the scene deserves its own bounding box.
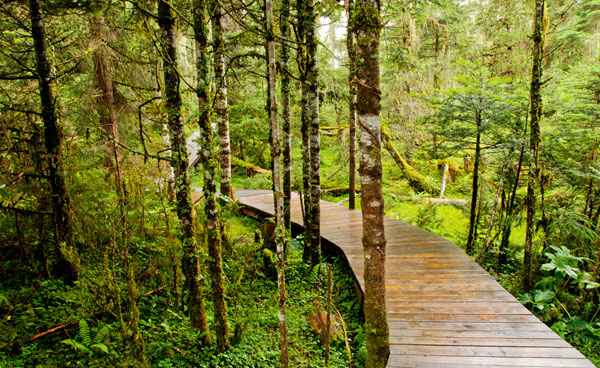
[0,211,364,368]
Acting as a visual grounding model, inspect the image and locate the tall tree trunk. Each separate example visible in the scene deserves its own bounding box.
[281,0,292,231]
[90,14,125,198]
[524,0,546,292]
[28,0,77,280]
[211,1,233,199]
[346,0,357,210]
[265,0,289,364]
[159,0,209,342]
[306,0,321,266]
[193,0,230,350]
[466,114,482,254]
[297,0,312,262]
[353,0,389,367]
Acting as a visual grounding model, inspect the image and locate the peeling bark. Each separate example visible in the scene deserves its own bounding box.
[211,1,233,199]
[353,0,389,366]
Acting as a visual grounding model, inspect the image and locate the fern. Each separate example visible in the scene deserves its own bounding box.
[94,325,110,344]
[79,319,92,346]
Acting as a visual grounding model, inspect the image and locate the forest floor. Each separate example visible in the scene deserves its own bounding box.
[0,211,365,368]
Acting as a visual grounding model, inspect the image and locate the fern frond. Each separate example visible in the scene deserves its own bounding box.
[78,319,92,346]
[91,343,109,354]
[94,325,110,344]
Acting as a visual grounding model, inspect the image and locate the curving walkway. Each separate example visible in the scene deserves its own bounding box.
[235,189,595,368]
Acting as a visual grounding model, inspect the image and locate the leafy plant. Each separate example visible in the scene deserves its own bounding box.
[62,319,110,356]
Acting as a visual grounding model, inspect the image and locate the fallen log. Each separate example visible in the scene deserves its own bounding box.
[381,125,439,194]
[231,157,271,176]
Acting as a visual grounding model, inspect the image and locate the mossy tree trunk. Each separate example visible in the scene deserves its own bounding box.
[211,1,233,199]
[347,0,358,210]
[353,0,390,366]
[265,0,289,364]
[28,0,77,280]
[159,0,210,343]
[281,0,292,231]
[304,0,321,266]
[90,11,125,199]
[466,113,482,254]
[297,0,312,262]
[524,0,546,292]
[193,0,230,350]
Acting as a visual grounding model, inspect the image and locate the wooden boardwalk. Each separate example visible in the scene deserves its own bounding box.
[235,190,595,368]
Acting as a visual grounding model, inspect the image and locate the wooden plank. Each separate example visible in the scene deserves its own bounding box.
[234,190,595,368]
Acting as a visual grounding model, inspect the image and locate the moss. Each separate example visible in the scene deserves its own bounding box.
[381,125,438,194]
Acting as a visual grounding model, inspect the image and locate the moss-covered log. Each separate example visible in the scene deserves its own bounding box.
[381,125,438,194]
[232,156,271,175]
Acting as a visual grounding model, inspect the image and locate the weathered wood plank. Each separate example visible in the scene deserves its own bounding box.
[234,190,595,368]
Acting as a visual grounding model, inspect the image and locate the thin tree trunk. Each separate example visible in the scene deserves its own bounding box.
[306,0,321,266]
[524,0,546,292]
[193,0,231,350]
[346,0,357,210]
[297,0,312,262]
[353,0,389,366]
[439,163,449,199]
[159,0,209,343]
[466,118,481,255]
[499,114,527,265]
[28,0,77,280]
[265,0,289,364]
[281,0,292,232]
[211,1,233,199]
[477,160,509,262]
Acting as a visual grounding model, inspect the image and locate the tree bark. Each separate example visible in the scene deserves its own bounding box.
[353,0,390,366]
[306,0,321,266]
[90,14,125,198]
[193,0,231,350]
[28,0,77,280]
[466,114,481,255]
[159,0,210,343]
[524,0,546,292]
[281,0,292,231]
[211,1,233,199]
[297,0,312,262]
[265,0,289,364]
[347,0,357,210]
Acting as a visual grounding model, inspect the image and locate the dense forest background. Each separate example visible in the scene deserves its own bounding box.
[1,0,599,367]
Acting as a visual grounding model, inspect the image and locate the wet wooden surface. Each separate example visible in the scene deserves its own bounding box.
[235,190,595,368]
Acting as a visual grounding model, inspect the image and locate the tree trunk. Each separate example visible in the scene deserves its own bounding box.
[90,14,125,198]
[524,0,546,292]
[466,116,481,255]
[193,0,231,350]
[159,0,210,343]
[346,0,357,210]
[353,0,390,367]
[265,0,289,364]
[281,0,292,231]
[211,1,233,199]
[28,0,77,280]
[439,163,449,199]
[297,0,312,262]
[306,0,321,266]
